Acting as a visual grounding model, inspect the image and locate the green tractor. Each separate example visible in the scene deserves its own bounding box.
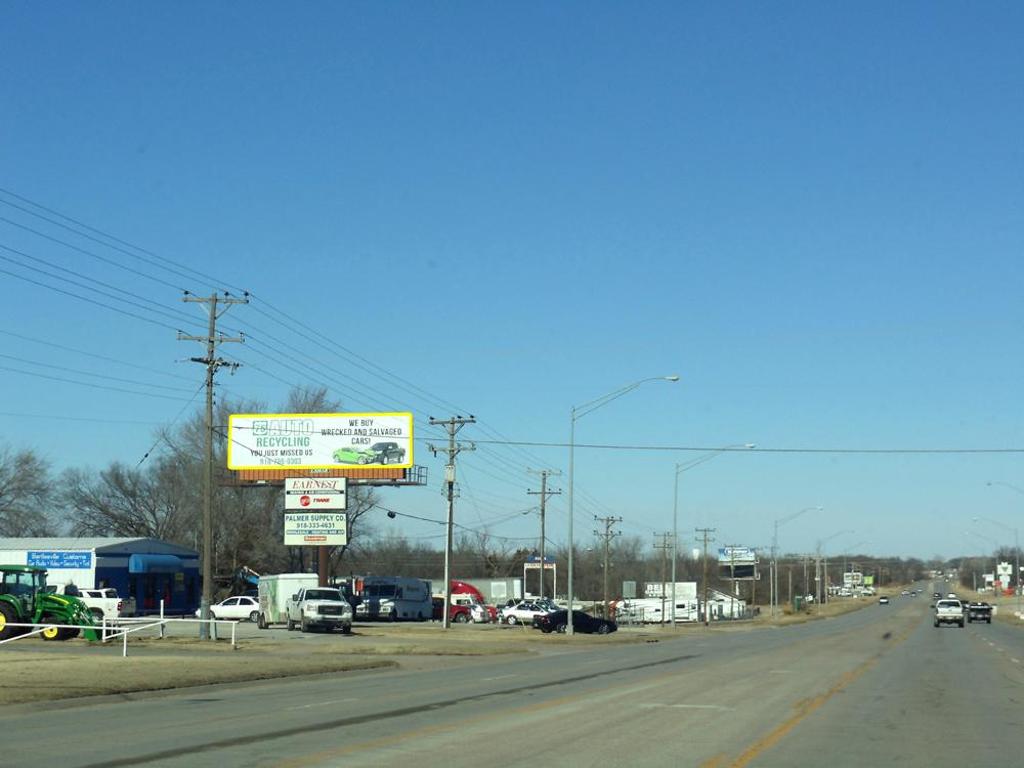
[0,565,98,642]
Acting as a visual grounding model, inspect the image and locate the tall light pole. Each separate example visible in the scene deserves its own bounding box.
[815,529,853,604]
[771,506,822,618]
[983,481,1023,616]
[671,444,755,627]
[568,375,679,635]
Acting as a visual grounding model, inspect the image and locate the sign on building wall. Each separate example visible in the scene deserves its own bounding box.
[228,412,414,470]
[27,551,92,569]
[284,512,349,546]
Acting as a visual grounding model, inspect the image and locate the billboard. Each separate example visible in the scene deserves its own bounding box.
[718,547,757,581]
[284,512,348,546]
[228,412,413,471]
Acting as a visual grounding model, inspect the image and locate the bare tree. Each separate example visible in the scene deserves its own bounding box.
[0,446,56,536]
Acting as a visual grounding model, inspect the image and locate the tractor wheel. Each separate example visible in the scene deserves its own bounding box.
[40,615,63,641]
[0,602,18,641]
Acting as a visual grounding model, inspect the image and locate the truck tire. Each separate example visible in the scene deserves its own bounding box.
[301,618,309,633]
[287,618,295,631]
[933,619,939,627]
[258,613,267,629]
[453,612,469,623]
[90,608,104,620]
[342,624,352,635]
[0,602,18,641]
[959,620,965,628]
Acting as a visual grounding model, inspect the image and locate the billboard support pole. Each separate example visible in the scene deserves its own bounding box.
[180,292,247,640]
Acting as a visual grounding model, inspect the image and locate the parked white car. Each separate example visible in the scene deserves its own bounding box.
[498,600,554,626]
[195,596,261,621]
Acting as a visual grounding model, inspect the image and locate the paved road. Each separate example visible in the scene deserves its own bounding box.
[3,586,1021,767]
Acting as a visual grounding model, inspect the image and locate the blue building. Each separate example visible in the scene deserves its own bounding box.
[0,537,200,615]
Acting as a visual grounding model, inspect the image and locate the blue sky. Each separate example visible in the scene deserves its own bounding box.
[2,3,1023,559]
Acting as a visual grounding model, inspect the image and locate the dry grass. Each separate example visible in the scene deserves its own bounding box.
[0,652,395,705]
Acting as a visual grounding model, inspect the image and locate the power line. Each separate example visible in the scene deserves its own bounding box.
[0,329,196,382]
[457,438,1024,456]
[0,242,203,328]
[0,363,198,401]
[0,215,185,291]
[0,193,228,292]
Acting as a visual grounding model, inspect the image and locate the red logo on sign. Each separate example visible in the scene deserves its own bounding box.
[300,495,311,507]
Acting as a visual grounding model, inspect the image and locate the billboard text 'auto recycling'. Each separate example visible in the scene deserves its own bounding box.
[227,412,413,470]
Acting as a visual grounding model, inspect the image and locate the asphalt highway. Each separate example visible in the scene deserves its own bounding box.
[4,584,1021,767]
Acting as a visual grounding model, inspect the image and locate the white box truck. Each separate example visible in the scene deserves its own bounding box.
[257,573,319,629]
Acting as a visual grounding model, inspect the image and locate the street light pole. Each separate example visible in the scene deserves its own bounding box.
[670,444,754,628]
[815,529,853,606]
[567,375,679,635]
[983,482,1024,617]
[771,506,821,618]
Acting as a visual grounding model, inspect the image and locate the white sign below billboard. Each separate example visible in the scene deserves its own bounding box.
[284,512,348,546]
[228,412,413,470]
[284,477,347,510]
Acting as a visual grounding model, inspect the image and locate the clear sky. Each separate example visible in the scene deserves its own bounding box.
[2,3,1023,559]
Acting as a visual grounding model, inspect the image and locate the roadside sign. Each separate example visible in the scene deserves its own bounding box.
[284,512,348,546]
[284,477,347,510]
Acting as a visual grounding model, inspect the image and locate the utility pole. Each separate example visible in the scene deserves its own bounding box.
[696,527,716,626]
[428,415,476,630]
[653,532,672,624]
[594,516,622,619]
[178,292,247,640]
[527,469,561,600]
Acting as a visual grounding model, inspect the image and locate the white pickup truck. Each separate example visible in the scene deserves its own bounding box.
[933,599,964,628]
[286,587,353,634]
[51,586,136,620]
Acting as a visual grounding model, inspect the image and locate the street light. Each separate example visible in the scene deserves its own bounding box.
[671,444,755,627]
[978,482,1021,615]
[771,506,822,617]
[815,529,853,604]
[567,375,679,635]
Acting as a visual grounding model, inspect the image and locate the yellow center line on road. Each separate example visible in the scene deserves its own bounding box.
[701,618,918,768]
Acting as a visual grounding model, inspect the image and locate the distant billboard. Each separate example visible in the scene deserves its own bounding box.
[718,547,757,581]
[228,412,413,471]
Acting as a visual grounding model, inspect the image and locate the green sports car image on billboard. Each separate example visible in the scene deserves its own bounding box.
[333,442,407,465]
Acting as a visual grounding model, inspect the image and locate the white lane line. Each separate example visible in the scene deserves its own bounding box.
[640,703,734,711]
[285,698,357,711]
[1012,658,1020,664]
[988,641,996,647]
[482,674,516,681]
[768,670,792,674]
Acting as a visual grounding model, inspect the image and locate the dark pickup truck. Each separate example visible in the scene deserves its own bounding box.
[966,602,993,624]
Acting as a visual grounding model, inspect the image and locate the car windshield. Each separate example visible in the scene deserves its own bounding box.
[305,590,341,601]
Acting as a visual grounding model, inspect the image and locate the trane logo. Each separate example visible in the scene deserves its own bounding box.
[299,496,334,506]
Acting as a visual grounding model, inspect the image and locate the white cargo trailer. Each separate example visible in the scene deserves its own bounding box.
[257,573,319,628]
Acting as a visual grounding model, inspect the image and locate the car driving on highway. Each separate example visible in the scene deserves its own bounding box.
[934,599,965,628]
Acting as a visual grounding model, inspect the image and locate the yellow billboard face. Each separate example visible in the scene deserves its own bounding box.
[227,412,414,471]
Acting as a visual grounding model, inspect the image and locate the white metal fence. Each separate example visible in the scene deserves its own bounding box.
[0,610,240,657]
